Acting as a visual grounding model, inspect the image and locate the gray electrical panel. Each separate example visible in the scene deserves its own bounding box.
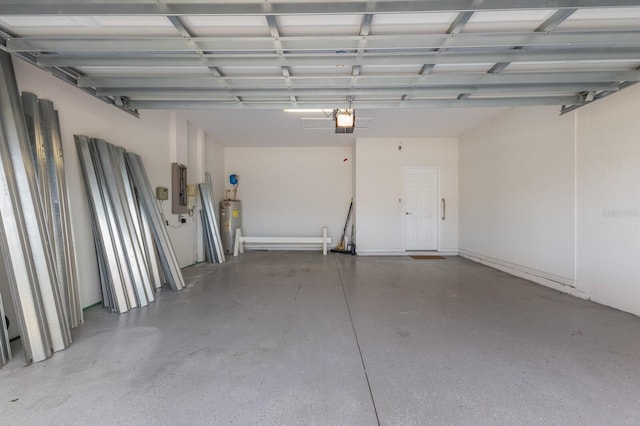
[171,163,187,214]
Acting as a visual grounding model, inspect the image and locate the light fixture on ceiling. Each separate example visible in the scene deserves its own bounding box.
[283,102,356,133]
[334,108,355,134]
[335,108,355,127]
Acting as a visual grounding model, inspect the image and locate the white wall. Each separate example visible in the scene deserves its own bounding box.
[459,87,640,316]
[459,107,576,288]
[224,146,353,245]
[11,58,223,309]
[355,138,459,254]
[576,84,640,315]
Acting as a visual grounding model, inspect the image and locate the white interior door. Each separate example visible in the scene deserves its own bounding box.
[404,167,438,251]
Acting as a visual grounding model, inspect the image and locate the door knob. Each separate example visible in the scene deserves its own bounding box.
[405,212,412,215]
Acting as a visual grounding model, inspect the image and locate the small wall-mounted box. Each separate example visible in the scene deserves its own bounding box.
[155,186,169,201]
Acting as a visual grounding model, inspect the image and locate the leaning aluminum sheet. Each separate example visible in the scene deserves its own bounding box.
[198,184,216,263]
[48,106,83,326]
[0,52,70,363]
[96,140,152,307]
[22,93,70,324]
[139,204,163,290]
[125,153,185,291]
[113,144,155,304]
[205,173,225,263]
[0,293,11,366]
[200,209,214,263]
[76,135,131,313]
[22,93,82,329]
[89,139,139,310]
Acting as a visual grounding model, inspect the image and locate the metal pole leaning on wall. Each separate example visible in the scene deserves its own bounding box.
[0,51,71,364]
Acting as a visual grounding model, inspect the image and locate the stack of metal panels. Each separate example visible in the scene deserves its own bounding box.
[22,92,83,329]
[199,173,225,264]
[0,51,72,365]
[76,136,185,313]
[125,152,185,291]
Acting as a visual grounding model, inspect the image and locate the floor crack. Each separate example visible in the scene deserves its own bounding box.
[334,256,381,426]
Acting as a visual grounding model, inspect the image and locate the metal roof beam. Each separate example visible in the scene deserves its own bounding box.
[266,15,284,55]
[126,96,584,110]
[561,81,636,114]
[0,24,138,116]
[359,14,374,39]
[416,10,473,89]
[2,1,639,16]
[419,64,436,75]
[536,8,578,32]
[489,9,578,73]
[77,70,640,89]
[166,15,239,101]
[446,11,474,36]
[95,83,620,99]
[9,31,640,52]
[167,15,191,39]
[36,48,640,68]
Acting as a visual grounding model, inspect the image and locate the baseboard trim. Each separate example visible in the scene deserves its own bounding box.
[243,244,326,252]
[356,249,459,256]
[459,249,585,298]
[353,249,405,256]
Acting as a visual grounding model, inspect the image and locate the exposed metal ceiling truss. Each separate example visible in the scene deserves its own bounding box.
[1,0,640,115]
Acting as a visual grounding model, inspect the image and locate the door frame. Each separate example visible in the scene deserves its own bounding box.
[402,166,440,252]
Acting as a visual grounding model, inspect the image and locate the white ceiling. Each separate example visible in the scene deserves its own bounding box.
[1,1,640,145]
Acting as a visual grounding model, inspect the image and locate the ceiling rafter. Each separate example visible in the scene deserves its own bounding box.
[10,31,640,52]
[352,14,374,86]
[94,83,622,99]
[1,1,640,113]
[1,0,639,15]
[265,16,296,103]
[166,15,241,103]
[126,96,584,110]
[0,24,139,116]
[488,8,578,74]
[76,71,640,89]
[35,48,640,68]
[437,11,475,101]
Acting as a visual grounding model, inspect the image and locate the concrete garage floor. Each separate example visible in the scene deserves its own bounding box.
[1,253,640,425]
